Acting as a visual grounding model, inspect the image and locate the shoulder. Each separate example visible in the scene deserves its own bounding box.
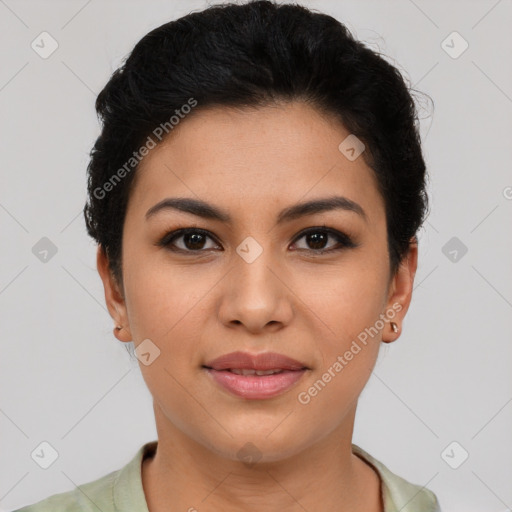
[352,444,442,512]
[12,441,156,512]
[11,469,118,512]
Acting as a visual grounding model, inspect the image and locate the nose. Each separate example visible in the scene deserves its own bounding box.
[217,250,294,334]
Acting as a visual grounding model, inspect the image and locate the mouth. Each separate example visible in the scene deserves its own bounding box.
[203,350,309,372]
[202,351,310,399]
[202,367,308,399]
[202,351,310,400]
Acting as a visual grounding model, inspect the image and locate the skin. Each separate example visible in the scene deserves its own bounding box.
[97,101,418,512]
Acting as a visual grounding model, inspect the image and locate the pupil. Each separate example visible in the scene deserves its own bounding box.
[185,233,205,250]
[308,232,327,249]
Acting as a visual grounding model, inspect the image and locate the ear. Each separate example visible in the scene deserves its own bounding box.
[382,237,418,343]
[96,245,132,342]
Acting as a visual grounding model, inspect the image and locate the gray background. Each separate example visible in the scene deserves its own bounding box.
[1,0,511,510]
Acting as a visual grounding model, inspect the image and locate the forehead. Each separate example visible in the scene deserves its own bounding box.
[128,102,385,225]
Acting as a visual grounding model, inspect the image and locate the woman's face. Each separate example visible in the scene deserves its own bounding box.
[98,101,416,462]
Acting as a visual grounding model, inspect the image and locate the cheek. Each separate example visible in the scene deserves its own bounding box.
[295,277,384,421]
[122,258,216,400]
[122,262,205,409]
[299,255,389,336]
[293,263,386,401]
[123,255,211,342]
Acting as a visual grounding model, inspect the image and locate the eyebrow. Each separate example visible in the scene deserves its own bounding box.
[145,195,368,224]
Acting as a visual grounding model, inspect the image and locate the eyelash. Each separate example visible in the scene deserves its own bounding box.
[157,225,358,255]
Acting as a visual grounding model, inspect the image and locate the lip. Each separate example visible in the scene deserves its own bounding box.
[202,351,309,400]
[203,351,308,371]
[204,367,307,399]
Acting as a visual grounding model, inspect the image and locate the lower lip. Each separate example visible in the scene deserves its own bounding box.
[204,368,307,399]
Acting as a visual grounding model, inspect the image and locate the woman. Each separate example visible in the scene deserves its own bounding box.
[16,0,440,510]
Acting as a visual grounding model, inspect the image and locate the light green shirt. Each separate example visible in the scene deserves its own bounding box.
[14,441,441,511]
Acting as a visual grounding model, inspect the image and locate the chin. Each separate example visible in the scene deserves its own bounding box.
[202,427,311,465]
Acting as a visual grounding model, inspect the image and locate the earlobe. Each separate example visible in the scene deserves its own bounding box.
[382,320,400,344]
[96,245,132,342]
[113,324,132,342]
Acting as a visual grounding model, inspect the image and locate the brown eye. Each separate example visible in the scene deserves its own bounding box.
[159,228,221,253]
[291,227,357,253]
[158,226,357,255]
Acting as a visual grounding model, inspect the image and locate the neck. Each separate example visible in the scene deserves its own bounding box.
[141,403,383,512]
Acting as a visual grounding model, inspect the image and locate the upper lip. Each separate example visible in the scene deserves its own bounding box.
[203,351,308,371]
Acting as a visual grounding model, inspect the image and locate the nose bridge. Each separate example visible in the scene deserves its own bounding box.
[232,235,281,299]
[219,235,292,330]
